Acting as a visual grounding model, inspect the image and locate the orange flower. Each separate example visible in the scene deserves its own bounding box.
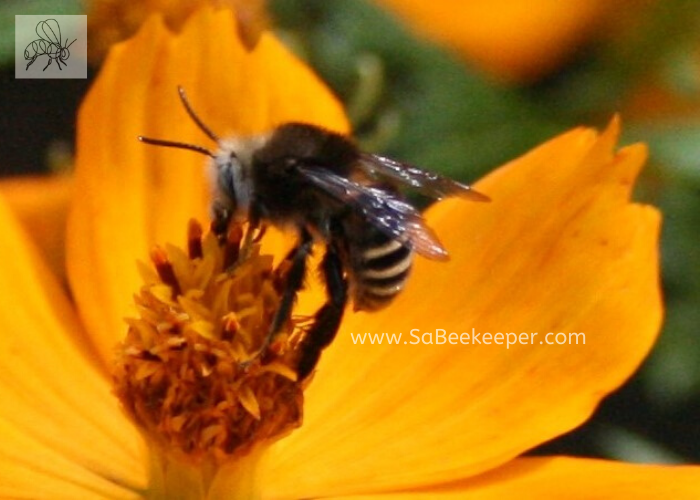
[87,0,268,60]
[1,5,698,498]
[374,0,653,82]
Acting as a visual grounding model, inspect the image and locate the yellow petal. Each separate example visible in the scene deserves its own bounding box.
[259,119,662,497]
[68,6,348,368]
[0,174,72,283]
[336,457,700,499]
[0,420,141,500]
[0,195,147,497]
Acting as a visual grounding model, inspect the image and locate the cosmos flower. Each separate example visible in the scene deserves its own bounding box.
[373,0,654,82]
[1,5,698,499]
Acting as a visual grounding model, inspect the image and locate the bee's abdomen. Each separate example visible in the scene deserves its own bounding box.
[353,237,413,311]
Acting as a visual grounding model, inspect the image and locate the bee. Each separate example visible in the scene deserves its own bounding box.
[24,19,77,71]
[139,87,489,378]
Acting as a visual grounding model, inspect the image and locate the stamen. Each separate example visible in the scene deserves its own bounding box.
[187,218,203,260]
[114,220,306,466]
[223,225,243,270]
[222,313,240,341]
[150,247,182,297]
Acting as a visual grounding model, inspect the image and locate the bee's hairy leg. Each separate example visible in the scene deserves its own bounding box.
[296,242,348,379]
[239,229,313,371]
[267,229,313,337]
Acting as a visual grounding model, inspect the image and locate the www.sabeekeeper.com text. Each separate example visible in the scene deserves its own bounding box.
[350,329,585,348]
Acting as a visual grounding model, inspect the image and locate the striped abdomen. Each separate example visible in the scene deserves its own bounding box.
[350,229,414,312]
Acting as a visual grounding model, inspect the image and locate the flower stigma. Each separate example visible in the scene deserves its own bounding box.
[113,220,306,491]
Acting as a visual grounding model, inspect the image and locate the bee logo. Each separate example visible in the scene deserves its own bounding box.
[24,19,77,72]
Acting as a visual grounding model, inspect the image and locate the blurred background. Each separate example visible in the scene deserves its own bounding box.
[0,0,699,464]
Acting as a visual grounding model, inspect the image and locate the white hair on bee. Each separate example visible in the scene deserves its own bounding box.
[209,133,270,223]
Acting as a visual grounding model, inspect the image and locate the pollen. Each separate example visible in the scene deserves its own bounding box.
[113,220,305,464]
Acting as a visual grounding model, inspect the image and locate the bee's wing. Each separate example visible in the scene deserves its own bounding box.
[298,166,449,261]
[36,19,62,45]
[359,152,490,201]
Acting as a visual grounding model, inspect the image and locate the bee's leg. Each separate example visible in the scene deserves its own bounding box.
[239,231,313,369]
[253,223,268,243]
[296,242,348,379]
[266,229,313,340]
[239,230,311,366]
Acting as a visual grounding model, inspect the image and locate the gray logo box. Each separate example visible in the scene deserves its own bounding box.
[15,15,87,79]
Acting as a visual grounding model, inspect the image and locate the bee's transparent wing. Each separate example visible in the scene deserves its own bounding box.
[358,152,490,201]
[37,19,62,45]
[298,166,449,260]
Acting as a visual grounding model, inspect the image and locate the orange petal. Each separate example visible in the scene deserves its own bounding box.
[0,195,146,497]
[87,0,269,62]
[375,0,642,81]
[335,457,700,499]
[67,6,349,368]
[259,119,662,497]
[0,174,72,283]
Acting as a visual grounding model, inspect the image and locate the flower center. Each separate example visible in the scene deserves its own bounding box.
[113,220,305,466]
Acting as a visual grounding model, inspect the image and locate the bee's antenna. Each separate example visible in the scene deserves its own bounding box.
[138,136,215,158]
[177,86,220,143]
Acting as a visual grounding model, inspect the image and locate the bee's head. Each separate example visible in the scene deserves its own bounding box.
[210,137,265,223]
[138,87,268,226]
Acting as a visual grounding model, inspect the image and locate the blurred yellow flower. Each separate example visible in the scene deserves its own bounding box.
[374,0,655,82]
[1,5,698,499]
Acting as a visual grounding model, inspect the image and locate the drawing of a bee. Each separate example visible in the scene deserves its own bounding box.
[24,19,77,71]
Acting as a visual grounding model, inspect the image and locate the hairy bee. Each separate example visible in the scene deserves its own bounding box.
[139,87,488,378]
